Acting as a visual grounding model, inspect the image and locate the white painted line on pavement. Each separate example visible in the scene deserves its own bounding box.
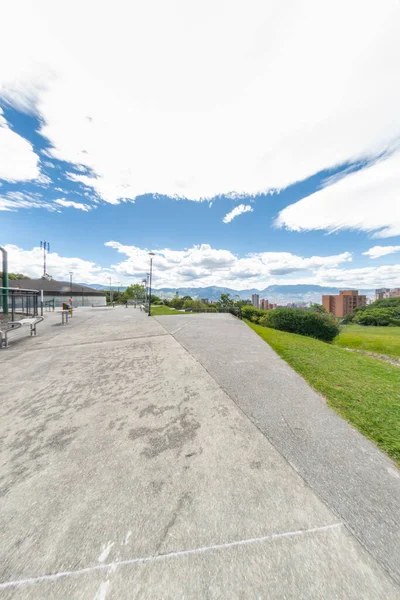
[0,522,343,590]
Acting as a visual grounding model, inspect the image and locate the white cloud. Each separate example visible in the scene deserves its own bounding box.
[223,204,253,223]
[363,245,400,259]
[0,108,41,181]
[276,150,400,238]
[105,241,353,289]
[0,191,55,212]
[0,1,399,204]
[315,264,400,289]
[4,244,108,283]
[54,199,93,211]
[6,242,398,290]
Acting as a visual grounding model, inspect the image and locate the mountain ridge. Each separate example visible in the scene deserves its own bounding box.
[80,283,374,303]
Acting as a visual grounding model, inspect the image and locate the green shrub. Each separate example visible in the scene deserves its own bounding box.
[259,308,339,342]
[354,308,398,326]
[348,297,400,326]
[241,305,265,323]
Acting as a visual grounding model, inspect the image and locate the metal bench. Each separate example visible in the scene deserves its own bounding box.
[0,316,44,348]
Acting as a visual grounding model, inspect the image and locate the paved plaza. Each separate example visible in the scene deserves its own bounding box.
[0,308,399,598]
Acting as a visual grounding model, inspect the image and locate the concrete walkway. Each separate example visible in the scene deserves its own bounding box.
[0,308,399,598]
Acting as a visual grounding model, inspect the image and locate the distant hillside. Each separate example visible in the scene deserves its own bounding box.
[81,283,374,303]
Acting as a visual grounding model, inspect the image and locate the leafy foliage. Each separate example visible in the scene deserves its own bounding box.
[310,303,327,313]
[123,284,146,301]
[0,272,31,280]
[217,293,235,308]
[258,308,339,342]
[240,305,265,322]
[347,297,400,326]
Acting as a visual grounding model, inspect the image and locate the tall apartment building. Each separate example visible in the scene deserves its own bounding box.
[375,288,400,300]
[322,290,366,317]
[251,294,260,308]
[375,288,391,301]
[260,298,269,310]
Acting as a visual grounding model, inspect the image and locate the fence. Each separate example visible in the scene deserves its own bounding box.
[0,287,41,321]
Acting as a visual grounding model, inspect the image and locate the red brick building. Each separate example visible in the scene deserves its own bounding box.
[322,290,366,317]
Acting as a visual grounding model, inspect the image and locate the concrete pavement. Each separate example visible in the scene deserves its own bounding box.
[0,308,399,598]
[156,313,400,586]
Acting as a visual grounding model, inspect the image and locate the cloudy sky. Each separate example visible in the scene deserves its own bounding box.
[1,0,399,290]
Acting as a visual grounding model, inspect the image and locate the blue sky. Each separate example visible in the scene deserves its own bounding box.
[1,1,399,290]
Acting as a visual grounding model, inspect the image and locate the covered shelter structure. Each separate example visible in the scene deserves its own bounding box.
[9,279,107,308]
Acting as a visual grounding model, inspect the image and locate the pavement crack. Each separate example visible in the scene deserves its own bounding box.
[155,493,193,552]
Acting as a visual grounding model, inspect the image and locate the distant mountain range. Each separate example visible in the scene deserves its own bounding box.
[82,283,374,303]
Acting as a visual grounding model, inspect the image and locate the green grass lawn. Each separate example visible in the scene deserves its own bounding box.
[247,321,400,465]
[335,324,400,358]
[150,305,189,316]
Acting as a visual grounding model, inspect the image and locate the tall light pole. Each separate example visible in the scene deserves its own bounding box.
[148,253,155,316]
[69,271,73,293]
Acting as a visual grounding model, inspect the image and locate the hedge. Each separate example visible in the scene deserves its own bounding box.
[241,305,266,322]
[258,308,339,342]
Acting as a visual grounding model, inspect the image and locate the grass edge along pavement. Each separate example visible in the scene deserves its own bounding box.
[149,305,186,316]
[247,321,400,466]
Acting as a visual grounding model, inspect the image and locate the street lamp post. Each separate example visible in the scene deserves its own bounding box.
[148,253,155,316]
[142,278,147,307]
[109,276,113,304]
[69,272,73,293]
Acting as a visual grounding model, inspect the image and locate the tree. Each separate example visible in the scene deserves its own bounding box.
[106,290,124,304]
[183,299,206,311]
[182,295,192,302]
[217,293,234,308]
[123,284,146,301]
[310,303,327,313]
[236,299,251,307]
[1,272,31,280]
[170,297,184,310]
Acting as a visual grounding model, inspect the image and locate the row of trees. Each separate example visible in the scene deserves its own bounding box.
[343,297,400,326]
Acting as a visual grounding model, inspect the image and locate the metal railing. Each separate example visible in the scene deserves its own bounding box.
[0,287,40,321]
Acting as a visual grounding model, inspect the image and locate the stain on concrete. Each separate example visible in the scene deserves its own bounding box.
[139,404,175,418]
[250,460,262,470]
[129,408,200,458]
[149,480,165,494]
[46,427,79,451]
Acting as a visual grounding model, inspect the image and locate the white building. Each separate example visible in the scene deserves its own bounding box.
[375,288,400,301]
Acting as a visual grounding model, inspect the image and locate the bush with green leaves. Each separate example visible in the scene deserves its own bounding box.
[350,297,400,326]
[240,305,266,322]
[258,308,339,342]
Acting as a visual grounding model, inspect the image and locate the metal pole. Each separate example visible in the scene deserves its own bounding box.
[11,290,15,321]
[0,246,8,315]
[69,272,73,293]
[148,253,155,316]
[82,287,84,307]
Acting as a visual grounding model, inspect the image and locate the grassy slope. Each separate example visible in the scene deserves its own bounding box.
[247,322,400,465]
[150,305,189,316]
[335,324,400,358]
